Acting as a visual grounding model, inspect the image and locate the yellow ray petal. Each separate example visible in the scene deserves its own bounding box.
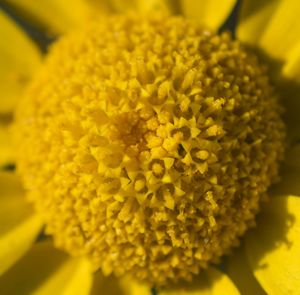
[226,245,266,295]
[160,267,239,295]
[0,123,14,167]
[5,0,100,34]
[245,195,300,295]
[239,0,300,61]
[90,273,149,295]
[258,0,300,61]
[0,171,42,275]
[282,41,300,81]
[0,11,41,114]
[237,0,280,45]
[180,0,236,31]
[107,0,137,12]
[0,241,93,294]
[136,0,177,14]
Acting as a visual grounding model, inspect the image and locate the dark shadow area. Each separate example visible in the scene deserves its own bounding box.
[35,226,49,242]
[168,0,182,15]
[90,272,127,295]
[157,267,226,293]
[1,163,15,171]
[244,196,295,274]
[219,0,242,36]
[270,164,300,196]
[222,244,267,295]
[0,243,67,294]
[0,113,13,125]
[0,1,55,53]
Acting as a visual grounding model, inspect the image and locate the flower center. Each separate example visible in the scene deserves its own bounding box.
[14,14,285,286]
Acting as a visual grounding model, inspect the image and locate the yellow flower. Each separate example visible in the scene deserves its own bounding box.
[0,0,299,294]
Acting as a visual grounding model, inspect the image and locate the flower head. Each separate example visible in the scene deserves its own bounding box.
[1,1,300,294]
[14,14,285,286]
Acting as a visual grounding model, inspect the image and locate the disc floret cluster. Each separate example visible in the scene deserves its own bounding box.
[14,14,285,286]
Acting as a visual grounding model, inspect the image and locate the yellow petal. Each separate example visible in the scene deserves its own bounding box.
[0,171,42,275]
[238,0,300,61]
[258,0,300,61]
[0,11,41,114]
[180,0,237,30]
[282,41,300,81]
[108,0,137,12]
[93,0,176,14]
[91,273,149,295]
[245,195,300,295]
[0,241,93,294]
[136,0,177,14]
[0,123,14,167]
[160,267,239,295]
[226,245,266,295]
[237,0,281,45]
[5,0,97,34]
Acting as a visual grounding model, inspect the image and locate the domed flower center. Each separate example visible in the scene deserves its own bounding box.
[14,14,285,286]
